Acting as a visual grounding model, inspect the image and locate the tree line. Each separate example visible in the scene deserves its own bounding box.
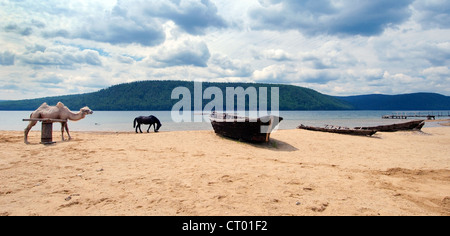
[0,80,353,111]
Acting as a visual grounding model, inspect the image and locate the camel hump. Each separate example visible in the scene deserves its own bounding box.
[38,102,49,109]
[56,102,65,108]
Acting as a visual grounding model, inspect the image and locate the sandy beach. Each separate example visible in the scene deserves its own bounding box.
[0,126,449,216]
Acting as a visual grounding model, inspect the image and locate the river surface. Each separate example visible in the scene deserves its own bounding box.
[3,110,449,132]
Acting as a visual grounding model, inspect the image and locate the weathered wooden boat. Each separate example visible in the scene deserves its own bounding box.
[297,124,377,136]
[210,112,283,142]
[355,120,425,132]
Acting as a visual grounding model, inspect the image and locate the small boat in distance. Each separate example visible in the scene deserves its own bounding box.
[210,112,283,143]
[355,120,425,132]
[297,124,377,137]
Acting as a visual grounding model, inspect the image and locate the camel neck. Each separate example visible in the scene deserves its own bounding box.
[68,111,85,121]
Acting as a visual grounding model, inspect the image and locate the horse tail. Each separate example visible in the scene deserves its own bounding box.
[133,118,137,128]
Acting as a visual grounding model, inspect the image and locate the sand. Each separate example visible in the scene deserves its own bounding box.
[0,127,449,216]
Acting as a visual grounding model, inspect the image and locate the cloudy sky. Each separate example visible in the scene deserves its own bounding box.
[1,0,449,100]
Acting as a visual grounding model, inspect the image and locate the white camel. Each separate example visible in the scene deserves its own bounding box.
[24,102,93,144]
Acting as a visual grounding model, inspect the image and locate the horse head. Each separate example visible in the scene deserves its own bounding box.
[156,122,162,132]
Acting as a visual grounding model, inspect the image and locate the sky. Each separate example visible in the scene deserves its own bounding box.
[0,0,449,100]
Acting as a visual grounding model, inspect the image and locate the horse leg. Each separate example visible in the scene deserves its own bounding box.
[24,121,37,144]
[147,124,152,133]
[138,124,143,133]
[136,123,141,133]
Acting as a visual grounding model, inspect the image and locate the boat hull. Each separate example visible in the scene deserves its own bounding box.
[210,113,283,142]
[355,120,425,132]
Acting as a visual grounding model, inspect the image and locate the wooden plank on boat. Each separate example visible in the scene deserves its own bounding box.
[297,124,377,136]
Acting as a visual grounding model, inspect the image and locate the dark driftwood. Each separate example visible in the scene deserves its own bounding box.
[210,113,283,143]
[297,124,377,137]
[355,120,425,132]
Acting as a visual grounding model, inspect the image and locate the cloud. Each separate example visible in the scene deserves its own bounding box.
[69,73,114,89]
[25,44,47,53]
[249,0,414,36]
[252,64,296,83]
[423,66,450,76]
[299,42,359,69]
[116,55,136,65]
[413,0,450,29]
[1,0,450,100]
[252,63,338,85]
[35,2,166,47]
[72,6,166,47]
[39,0,227,46]
[372,33,450,69]
[0,51,15,66]
[33,74,65,85]
[151,38,211,67]
[256,49,293,62]
[209,54,253,77]
[142,0,228,35]
[4,23,33,36]
[21,46,102,68]
[422,42,450,66]
[422,66,450,85]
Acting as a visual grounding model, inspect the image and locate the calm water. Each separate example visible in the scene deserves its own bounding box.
[2,110,448,132]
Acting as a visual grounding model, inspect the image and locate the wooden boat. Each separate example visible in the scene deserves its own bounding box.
[297,124,377,136]
[210,112,283,142]
[355,120,425,132]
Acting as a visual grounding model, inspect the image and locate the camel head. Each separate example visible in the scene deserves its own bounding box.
[81,106,94,115]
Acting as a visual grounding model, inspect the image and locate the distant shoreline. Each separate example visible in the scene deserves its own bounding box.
[6,111,450,133]
[7,122,449,133]
[1,81,450,111]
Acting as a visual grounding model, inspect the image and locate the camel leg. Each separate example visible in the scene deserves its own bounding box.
[24,121,37,144]
[64,122,72,141]
[61,122,66,141]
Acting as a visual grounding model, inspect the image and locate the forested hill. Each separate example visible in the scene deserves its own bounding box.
[0,81,353,111]
[338,93,450,110]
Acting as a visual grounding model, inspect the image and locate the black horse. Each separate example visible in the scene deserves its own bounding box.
[134,115,162,133]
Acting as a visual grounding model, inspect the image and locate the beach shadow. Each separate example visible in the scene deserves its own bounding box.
[215,134,298,152]
[257,138,299,152]
[413,130,433,136]
[365,134,382,139]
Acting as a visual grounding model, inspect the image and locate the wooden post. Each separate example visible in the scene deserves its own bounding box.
[41,120,55,145]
